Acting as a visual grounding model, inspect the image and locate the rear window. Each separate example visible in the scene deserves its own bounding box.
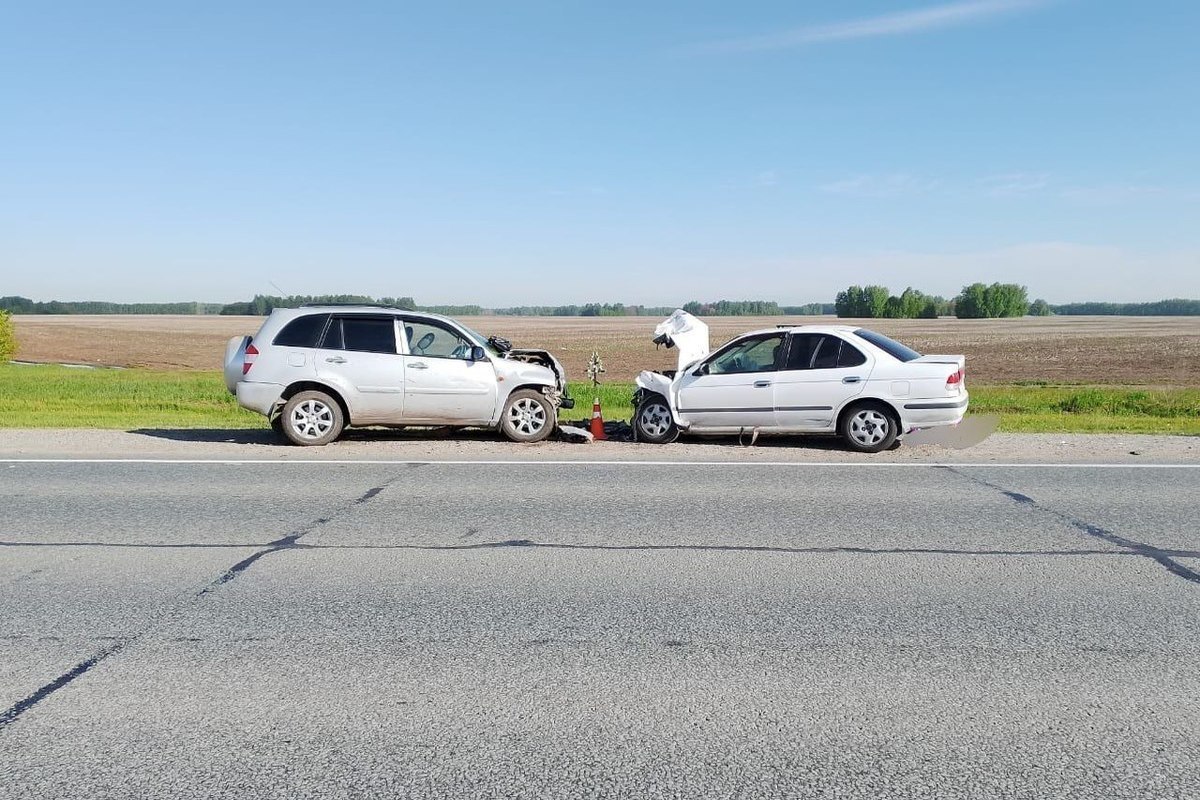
[273,314,329,348]
[853,329,921,363]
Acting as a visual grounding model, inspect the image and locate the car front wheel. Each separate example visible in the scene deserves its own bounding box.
[634,395,679,444]
[500,389,555,443]
[280,390,345,447]
[839,402,899,453]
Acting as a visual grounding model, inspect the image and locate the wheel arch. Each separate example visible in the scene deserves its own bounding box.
[280,381,352,425]
[836,396,902,431]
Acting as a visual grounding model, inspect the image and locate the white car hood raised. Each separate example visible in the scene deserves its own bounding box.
[653,310,709,372]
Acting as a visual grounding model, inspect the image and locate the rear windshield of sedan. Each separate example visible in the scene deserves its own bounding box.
[854,329,922,362]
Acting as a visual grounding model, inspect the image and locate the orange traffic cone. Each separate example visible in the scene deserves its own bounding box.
[589,397,607,440]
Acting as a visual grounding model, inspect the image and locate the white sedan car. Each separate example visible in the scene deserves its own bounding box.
[633,311,967,453]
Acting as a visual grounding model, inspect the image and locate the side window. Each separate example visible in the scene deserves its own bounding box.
[706,334,784,375]
[837,341,867,368]
[322,316,397,354]
[273,314,329,348]
[403,320,473,360]
[811,336,842,370]
[783,334,822,371]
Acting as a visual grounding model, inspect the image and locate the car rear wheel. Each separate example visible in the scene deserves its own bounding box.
[839,402,899,454]
[280,390,344,447]
[500,389,555,443]
[634,395,679,444]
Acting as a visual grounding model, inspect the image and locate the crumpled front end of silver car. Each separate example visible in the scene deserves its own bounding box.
[504,348,575,409]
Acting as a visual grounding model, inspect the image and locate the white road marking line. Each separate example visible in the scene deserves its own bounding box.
[0,458,1198,468]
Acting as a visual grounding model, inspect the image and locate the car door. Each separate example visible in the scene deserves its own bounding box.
[400,318,498,423]
[674,332,784,430]
[313,315,406,424]
[773,333,873,430]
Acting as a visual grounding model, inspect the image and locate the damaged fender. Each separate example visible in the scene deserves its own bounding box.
[634,369,687,428]
[505,348,575,409]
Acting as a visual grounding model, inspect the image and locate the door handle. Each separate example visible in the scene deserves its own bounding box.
[325,356,347,364]
[842,376,861,384]
[409,362,429,370]
[754,380,772,388]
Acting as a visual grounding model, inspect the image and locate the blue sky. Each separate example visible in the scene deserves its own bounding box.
[2,0,1198,305]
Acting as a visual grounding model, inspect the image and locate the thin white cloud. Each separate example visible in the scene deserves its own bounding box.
[821,173,940,198]
[1059,184,1170,204]
[756,170,781,187]
[982,172,1052,196]
[690,0,1049,54]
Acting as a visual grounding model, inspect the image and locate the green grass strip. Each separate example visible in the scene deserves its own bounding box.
[1,364,1197,434]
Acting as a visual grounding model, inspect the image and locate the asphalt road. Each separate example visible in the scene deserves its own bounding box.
[2,460,1199,799]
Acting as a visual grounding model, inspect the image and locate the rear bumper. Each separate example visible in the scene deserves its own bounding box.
[900,394,969,430]
[236,381,284,417]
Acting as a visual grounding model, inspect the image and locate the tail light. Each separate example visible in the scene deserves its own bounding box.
[946,368,963,390]
[242,342,258,375]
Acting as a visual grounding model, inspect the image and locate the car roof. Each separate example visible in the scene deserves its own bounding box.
[272,305,457,325]
[740,324,861,337]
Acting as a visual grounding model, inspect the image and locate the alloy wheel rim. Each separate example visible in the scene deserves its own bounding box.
[508,398,547,435]
[849,410,889,446]
[290,400,334,439]
[639,403,672,438]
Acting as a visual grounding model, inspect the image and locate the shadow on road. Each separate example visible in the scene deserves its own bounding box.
[130,428,279,445]
[127,425,928,452]
[128,426,511,446]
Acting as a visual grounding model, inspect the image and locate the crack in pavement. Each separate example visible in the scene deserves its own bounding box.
[0,640,128,730]
[0,475,404,731]
[196,477,403,596]
[940,466,1200,587]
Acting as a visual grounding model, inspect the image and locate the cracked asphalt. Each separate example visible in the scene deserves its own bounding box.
[1,460,1198,799]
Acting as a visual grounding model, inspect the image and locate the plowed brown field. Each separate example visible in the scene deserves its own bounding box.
[12,314,1200,386]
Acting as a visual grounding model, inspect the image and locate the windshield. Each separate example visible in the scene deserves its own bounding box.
[459,323,503,357]
[853,328,922,362]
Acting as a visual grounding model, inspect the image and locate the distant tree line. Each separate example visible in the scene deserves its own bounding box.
[834,286,954,319]
[954,283,1032,319]
[7,292,1200,318]
[493,303,672,317]
[0,296,225,315]
[782,303,838,315]
[2,294,814,317]
[217,294,422,315]
[1049,298,1200,315]
[835,283,1049,319]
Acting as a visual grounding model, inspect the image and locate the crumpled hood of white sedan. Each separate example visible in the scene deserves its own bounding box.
[652,310,710,372]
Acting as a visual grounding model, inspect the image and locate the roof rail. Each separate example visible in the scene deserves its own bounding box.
[775,323,805,329]
[297,303,402,309]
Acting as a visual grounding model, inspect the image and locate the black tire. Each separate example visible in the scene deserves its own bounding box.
[839,401,899,454]
[269,414,286,441]
[280,390,345,447]
[633,394,679,444]
[500,389,556,443]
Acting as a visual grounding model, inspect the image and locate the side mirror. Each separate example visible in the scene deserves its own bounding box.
[693,362,709,376]
[470,346,487,361]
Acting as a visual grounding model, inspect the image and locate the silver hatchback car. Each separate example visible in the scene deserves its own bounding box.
[224,305,572,445]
